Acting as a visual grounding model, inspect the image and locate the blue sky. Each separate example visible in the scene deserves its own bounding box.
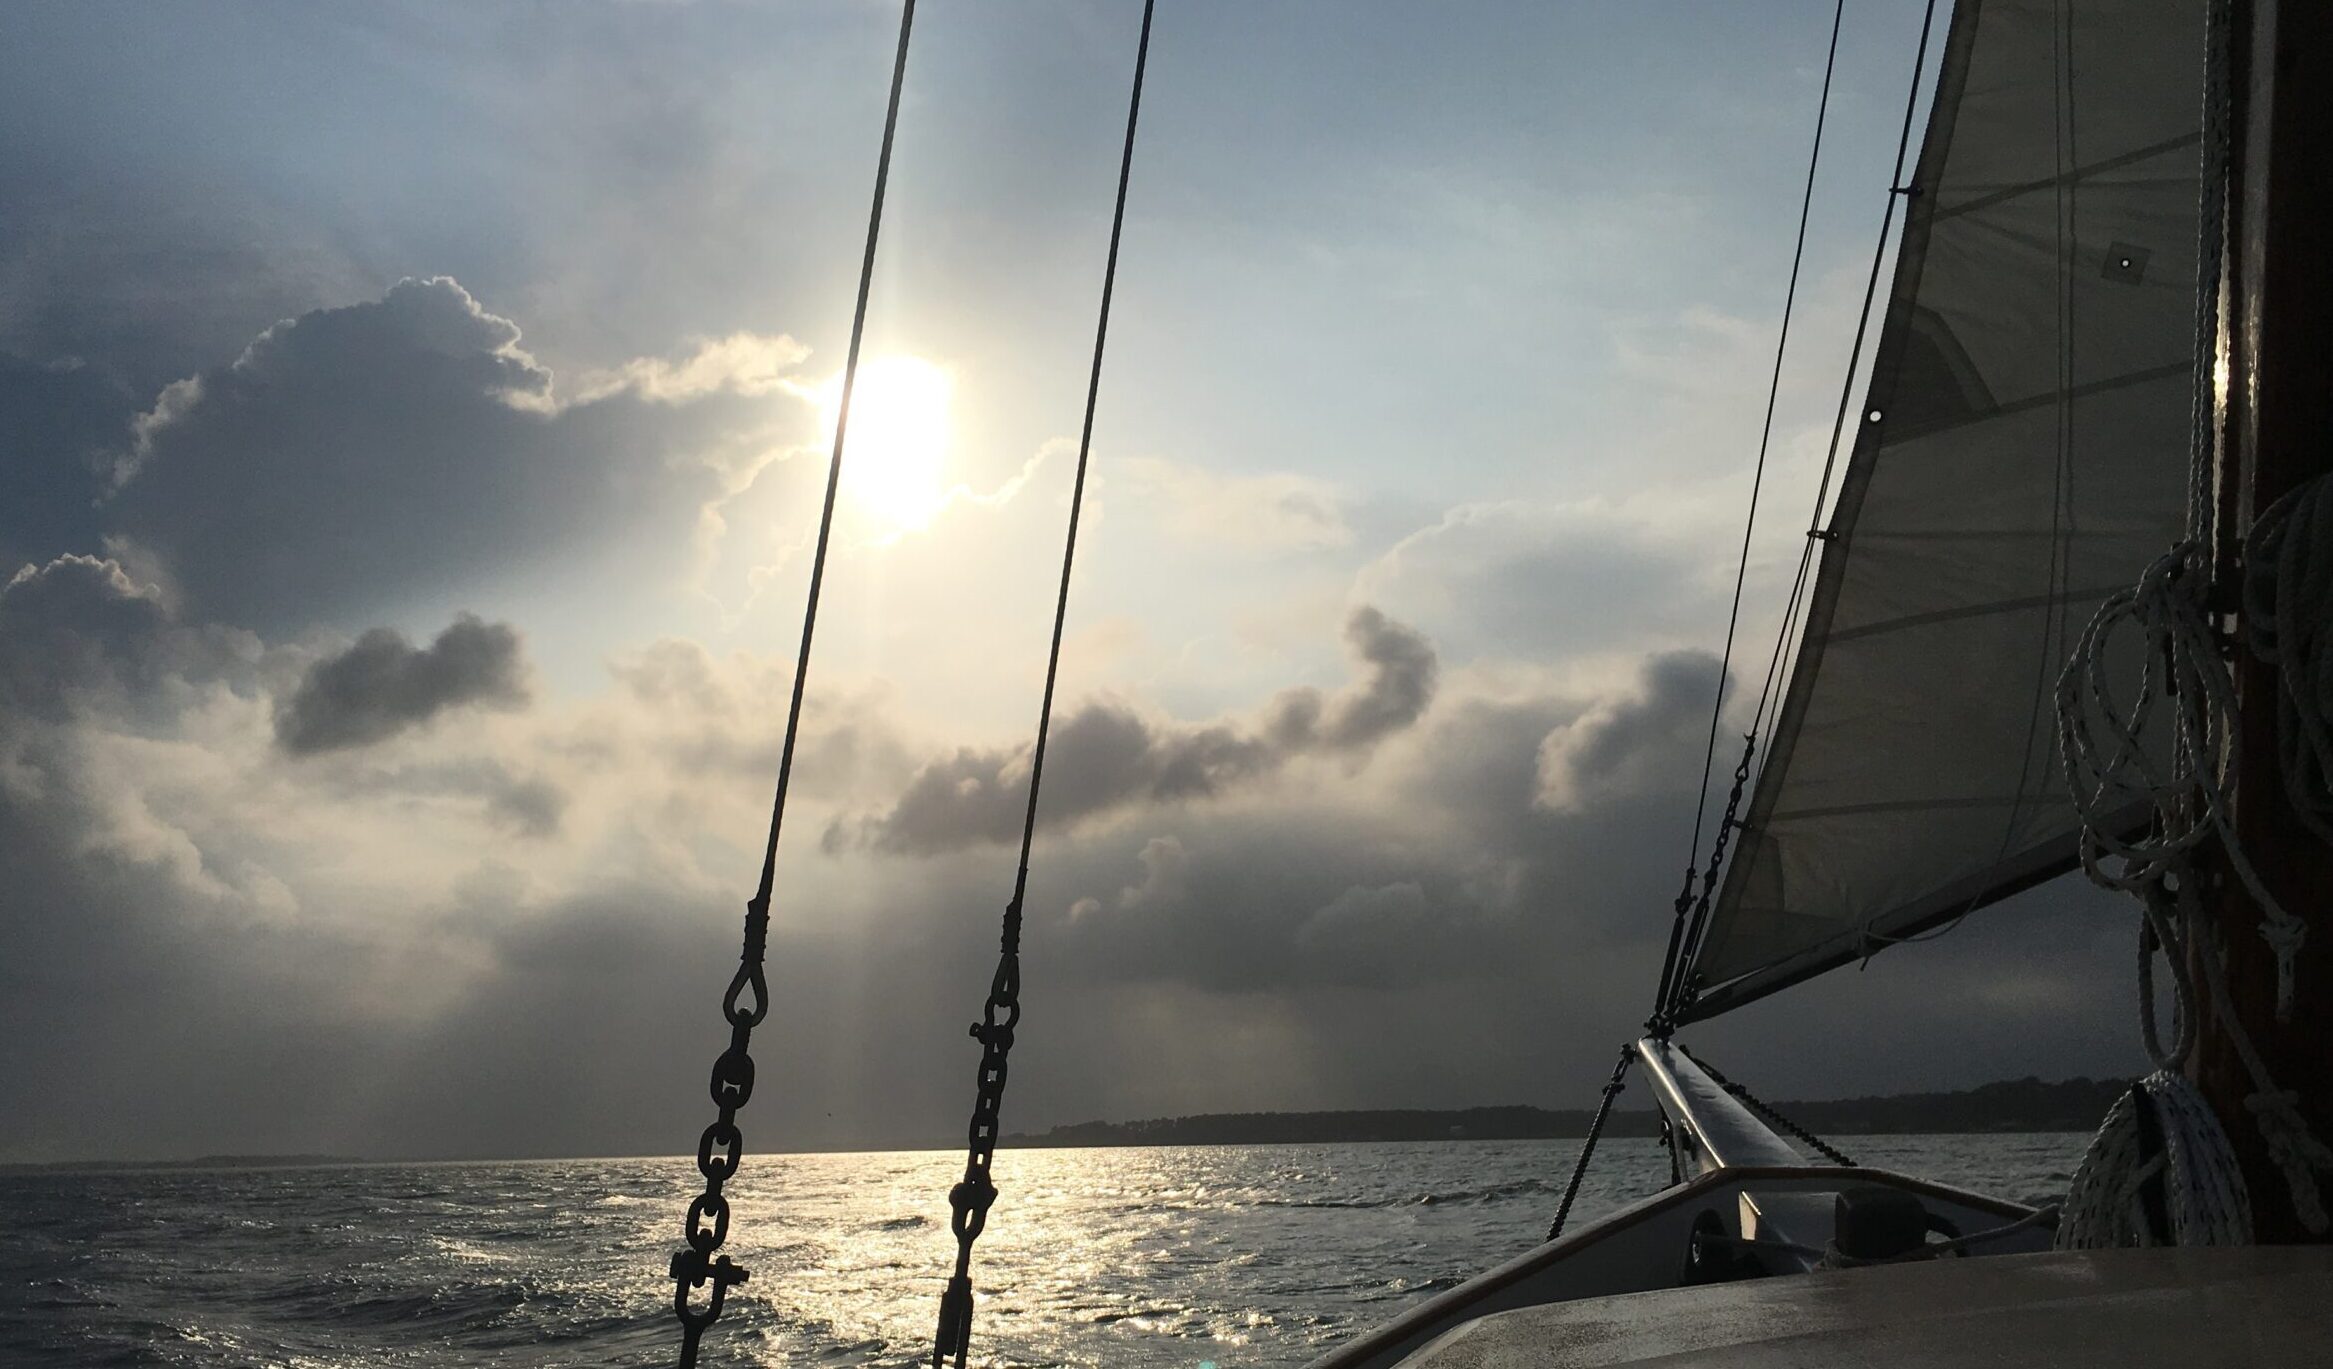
[0,0,2140,1163]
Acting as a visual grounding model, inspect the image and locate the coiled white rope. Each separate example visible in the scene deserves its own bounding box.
[2056,541,2308,1023]
[2055,509,2333,1236]
[2059,1070,2250,1248]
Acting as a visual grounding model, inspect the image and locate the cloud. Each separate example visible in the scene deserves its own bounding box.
[835,606,1437,854]
[1355,499,1707,661]
[0,554,259,726]
[1535,649,1722,813]
[274,615,531,755]
[1294,880,1446,987]
[0,556,172,720]
[1276,605,1437,750]
[100,277,815,631]
[574,331,811,404]
[1116,456,1352,551]
[0,554,2149,1161]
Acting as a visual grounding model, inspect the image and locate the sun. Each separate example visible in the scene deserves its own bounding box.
[820,354,954,535]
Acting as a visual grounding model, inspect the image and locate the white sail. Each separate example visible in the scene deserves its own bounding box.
[1680,0,2201,1020]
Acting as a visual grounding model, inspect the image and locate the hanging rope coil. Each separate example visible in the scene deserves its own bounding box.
[2055,535,2308,1021]
[665,4,920,1364]
[2244,472,2333,846]
[2058,1071,2250,1248]
[932,6,1156,1365]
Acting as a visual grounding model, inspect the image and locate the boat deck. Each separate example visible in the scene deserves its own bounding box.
[1401,1246,2333,1366]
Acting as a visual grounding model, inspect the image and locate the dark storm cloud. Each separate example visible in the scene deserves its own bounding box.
[1536,649,1722,812]
[834,606,1438,854]
[1264,606,1438,751]
[102,277,797,632]
[0,556,172,719]
[997,649,1730,1000]
[0,753,358,1161]
[0,576,2152,1161]
[275,615,530,755]
[0,554,260,726]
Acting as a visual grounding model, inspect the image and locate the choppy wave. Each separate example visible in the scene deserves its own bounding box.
[0,1134,2088,1367]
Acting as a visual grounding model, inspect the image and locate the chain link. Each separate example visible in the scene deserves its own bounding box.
[669,900,769,1367]
[927,5,1154,1362]
[1654,734,1757,1030]
[660,3,918,1362]
[1677,1044,1857,1168]
[934,903,1023,1368]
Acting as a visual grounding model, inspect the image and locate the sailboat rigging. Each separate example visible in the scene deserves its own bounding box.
[1315,0,2333,1359]
[659,0,2333,1363]
[932,3,1156,1365]
[663,2,1161,1365]
[666,3,921,1363]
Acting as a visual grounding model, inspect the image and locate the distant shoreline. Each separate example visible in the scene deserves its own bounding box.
[0,1153,362,1174]
[1002,1077,2130,1149]
[0,1077,2127,1170]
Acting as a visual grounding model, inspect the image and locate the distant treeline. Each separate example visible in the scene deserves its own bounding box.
[0,1154,358,1174]
[1005,1077,2130,1148]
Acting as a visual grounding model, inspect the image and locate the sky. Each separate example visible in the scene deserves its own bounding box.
[0,0,2146,1164]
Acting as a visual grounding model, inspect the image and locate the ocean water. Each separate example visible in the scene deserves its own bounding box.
[0,1134,2090,1368]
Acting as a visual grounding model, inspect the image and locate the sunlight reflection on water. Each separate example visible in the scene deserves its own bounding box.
[0,1135,2090,1367]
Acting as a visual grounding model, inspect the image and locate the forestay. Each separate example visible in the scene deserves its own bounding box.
[1680,0,2200,1020]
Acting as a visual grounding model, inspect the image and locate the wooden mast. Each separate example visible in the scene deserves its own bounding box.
[2196,0,2333,1245]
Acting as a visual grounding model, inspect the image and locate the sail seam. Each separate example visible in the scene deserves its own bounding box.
[1928,130,2201,222]
[1767,795,2063,822]
[1873,359,2189,444]
[1818,583,2131,650]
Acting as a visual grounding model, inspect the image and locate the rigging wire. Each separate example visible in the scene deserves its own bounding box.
[1650,0,1848,1025]
[1678,0,1846,892]
[1750,0,1943,755]
[1663,0,1944,1018]
[932,4,1157,1365]
[664,3,920,1365]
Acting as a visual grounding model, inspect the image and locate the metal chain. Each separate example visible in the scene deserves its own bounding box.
[666,3,920,1364]
[1546,1045,1636,1240]
[668,911,766,1367]
[1653,734,1756,1031]
[933,4,1156,1365]
[1678,1045,1857,1167]
[935,905,1023,1366]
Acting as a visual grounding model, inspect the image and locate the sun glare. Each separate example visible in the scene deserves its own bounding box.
[822,355,954,535]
